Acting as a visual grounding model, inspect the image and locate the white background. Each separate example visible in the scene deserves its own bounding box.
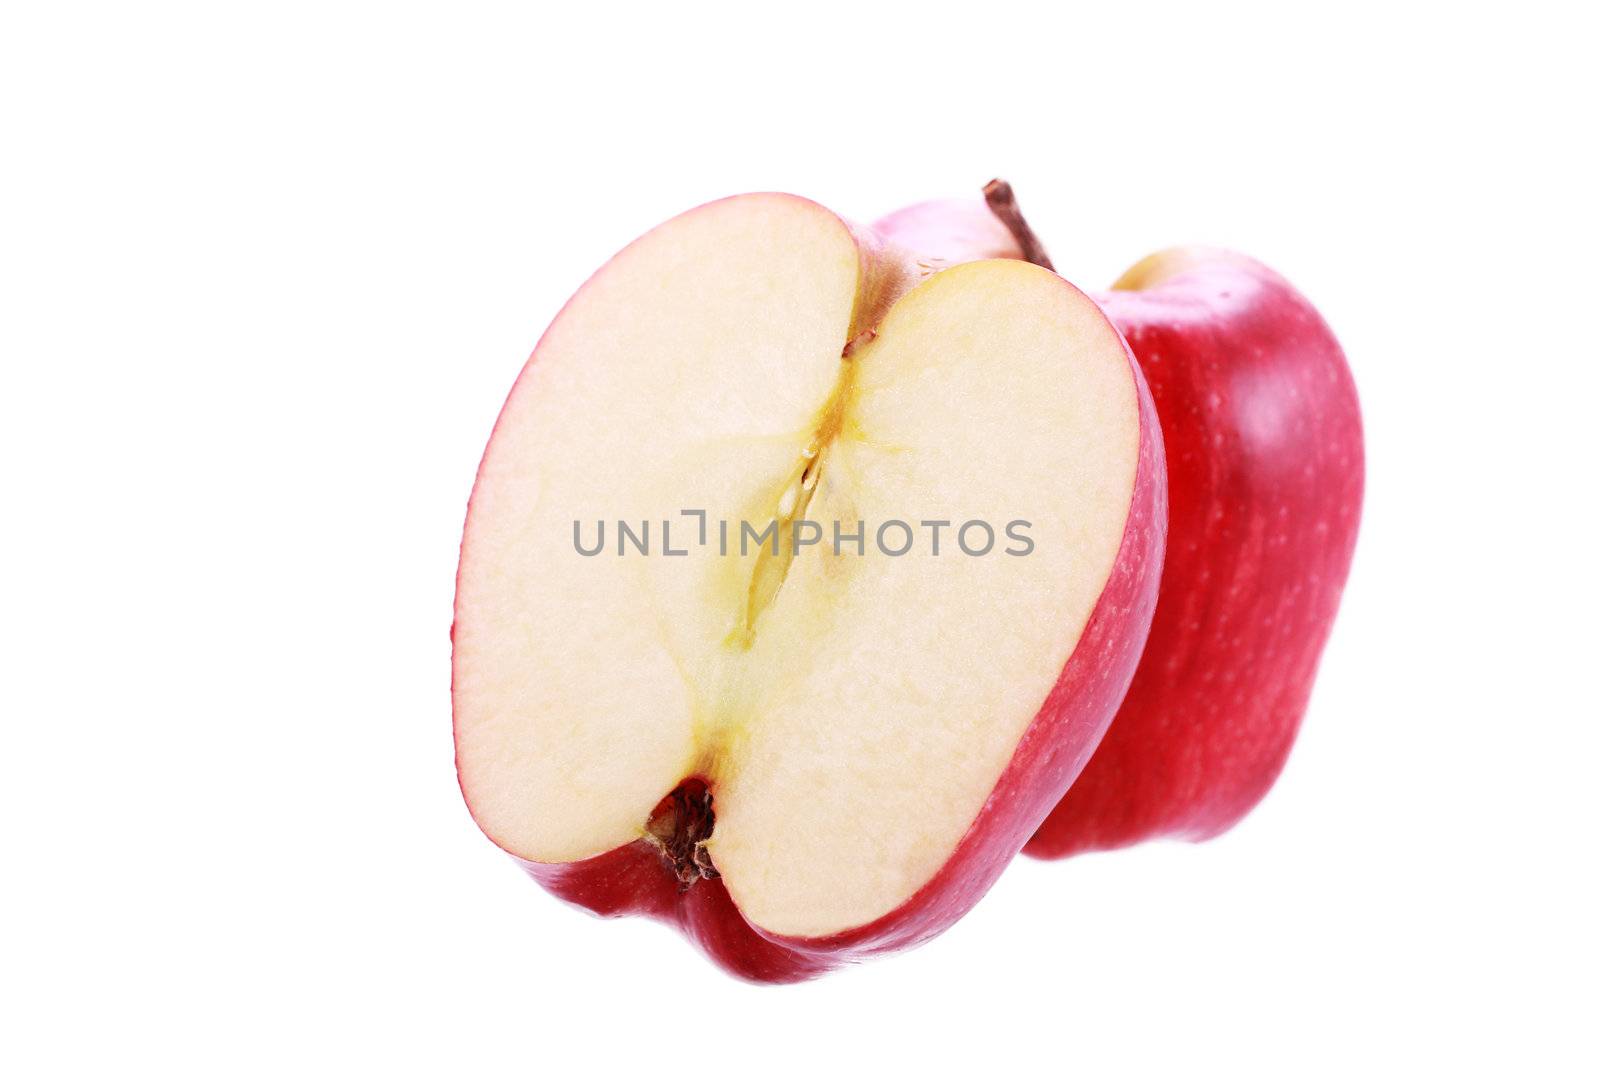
[4,3,1596,1063]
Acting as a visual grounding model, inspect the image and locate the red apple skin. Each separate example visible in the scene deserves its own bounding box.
[1026,249,1364,858]
[456,261,1168,982]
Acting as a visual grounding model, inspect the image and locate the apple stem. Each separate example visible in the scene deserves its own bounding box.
[983,179,1054,271]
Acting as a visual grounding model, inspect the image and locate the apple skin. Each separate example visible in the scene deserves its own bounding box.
[1026,249,1364,857]
[455,201,1169,982]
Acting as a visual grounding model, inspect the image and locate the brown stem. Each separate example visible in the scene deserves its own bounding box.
[983,179,1054,272]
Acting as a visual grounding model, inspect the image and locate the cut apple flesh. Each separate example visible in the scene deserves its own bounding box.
[453,194,1142,939]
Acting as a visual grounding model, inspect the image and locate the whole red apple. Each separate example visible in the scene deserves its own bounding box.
[889,181,1363,851]
[885,184,1362,855]
[1026,245,1363,855]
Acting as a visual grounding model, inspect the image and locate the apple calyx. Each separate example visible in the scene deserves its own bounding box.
[645,779,720,890]
[981,179,1053,271]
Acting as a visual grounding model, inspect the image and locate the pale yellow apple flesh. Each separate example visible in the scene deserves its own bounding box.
[453,194,1141,938]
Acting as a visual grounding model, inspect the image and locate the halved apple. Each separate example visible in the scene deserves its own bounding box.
[453,193,1166,981]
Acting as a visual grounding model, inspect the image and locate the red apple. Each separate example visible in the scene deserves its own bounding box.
[905,183,1364,857]
[453,193,1167,980]
[1027,245,1363,856]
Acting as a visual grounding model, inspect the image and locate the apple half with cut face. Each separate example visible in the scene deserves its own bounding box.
[452,193,1166,981]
